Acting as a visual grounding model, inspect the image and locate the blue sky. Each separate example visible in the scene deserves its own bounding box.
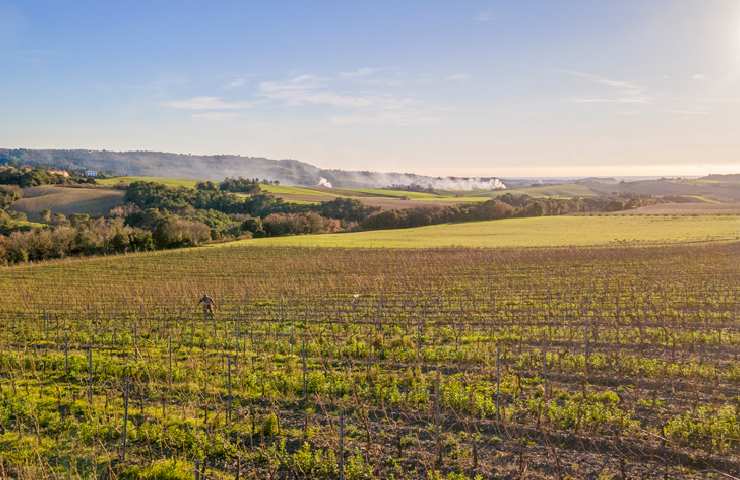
[1,0,739,176]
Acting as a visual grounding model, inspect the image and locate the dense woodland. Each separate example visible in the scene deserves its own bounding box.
[0,171,663,265]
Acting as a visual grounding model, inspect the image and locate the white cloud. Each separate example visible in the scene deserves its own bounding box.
[256,73,441,126]
[162,96,253,110]
[691,73,707,80]
[259,78,374,108]
[258,74,398,108]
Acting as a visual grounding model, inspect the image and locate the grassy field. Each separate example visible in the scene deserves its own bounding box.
[97,176,198,188]
[12,185,125,220]
[0,242,737,479]
[259,184,337,198]
[228,214,740,249]
[486,183,597,198]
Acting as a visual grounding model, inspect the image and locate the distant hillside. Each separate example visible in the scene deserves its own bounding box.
[577,175,740,202]
[0,148,505,191]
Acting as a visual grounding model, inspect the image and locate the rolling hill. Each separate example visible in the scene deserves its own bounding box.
[0,148,505,191]
[12,185,125,220]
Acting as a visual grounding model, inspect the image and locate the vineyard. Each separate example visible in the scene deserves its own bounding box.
[0,242,738,479]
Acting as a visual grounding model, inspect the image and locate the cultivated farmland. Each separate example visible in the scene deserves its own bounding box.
[12,185,125,220]
[233,214,740,249]
[0,241,737,479]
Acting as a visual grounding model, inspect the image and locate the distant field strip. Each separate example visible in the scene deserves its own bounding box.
[97,176,198,188]
[226,214,740,248]
[488,183,597,198]
[13,185,125,219]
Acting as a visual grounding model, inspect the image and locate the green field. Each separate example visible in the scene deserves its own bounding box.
[340,187,445,199]
[486,183,597,198]
[259,184,335,197]
[97,176,198,188]
[227,214,740,248]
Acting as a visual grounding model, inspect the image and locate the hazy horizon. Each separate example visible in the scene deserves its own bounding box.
[1,145,736,179]
[2,1,740,177]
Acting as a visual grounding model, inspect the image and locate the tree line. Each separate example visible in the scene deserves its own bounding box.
[0,165,94,188]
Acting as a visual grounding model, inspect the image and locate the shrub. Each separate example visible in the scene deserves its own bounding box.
[665,405,738,453]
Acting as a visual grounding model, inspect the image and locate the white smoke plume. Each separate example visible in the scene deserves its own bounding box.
[317,177,333,188]
[324,170,507,191]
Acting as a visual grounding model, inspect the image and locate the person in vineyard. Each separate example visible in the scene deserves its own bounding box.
[198,294,216,317]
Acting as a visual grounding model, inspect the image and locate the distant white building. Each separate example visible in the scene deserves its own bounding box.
[85,170,98,177]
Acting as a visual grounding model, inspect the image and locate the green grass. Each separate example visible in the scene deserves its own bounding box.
[224,214,740,249]
[333,188,491,203]
[346,188,443,199]
[5,219,45,229]
[259,184,336,197]
[97,176,198,188]
[486,183,597,198]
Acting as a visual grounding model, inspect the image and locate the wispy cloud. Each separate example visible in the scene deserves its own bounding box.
[691,73,707,81]
[561,69,651,105]
[561,69,643,94]
[257,73,441,126]
[164,70,447,126]
[163,96,253,110]
[258,75,375,108]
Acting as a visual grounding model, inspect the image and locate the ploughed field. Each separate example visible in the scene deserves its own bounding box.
[0,243,738,479]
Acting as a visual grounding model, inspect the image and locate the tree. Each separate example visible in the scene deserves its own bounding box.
[195,181,219,191]
[40,209,52,223]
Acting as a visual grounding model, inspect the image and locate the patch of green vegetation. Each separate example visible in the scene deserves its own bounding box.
[121,459,194,480]
[347,188,443,199]
[486,183,596,198]
[665,405,738,454]
[259,184,337,197]
[223,214,740,249]
[98,177,198,188]
[6,219,45,229]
